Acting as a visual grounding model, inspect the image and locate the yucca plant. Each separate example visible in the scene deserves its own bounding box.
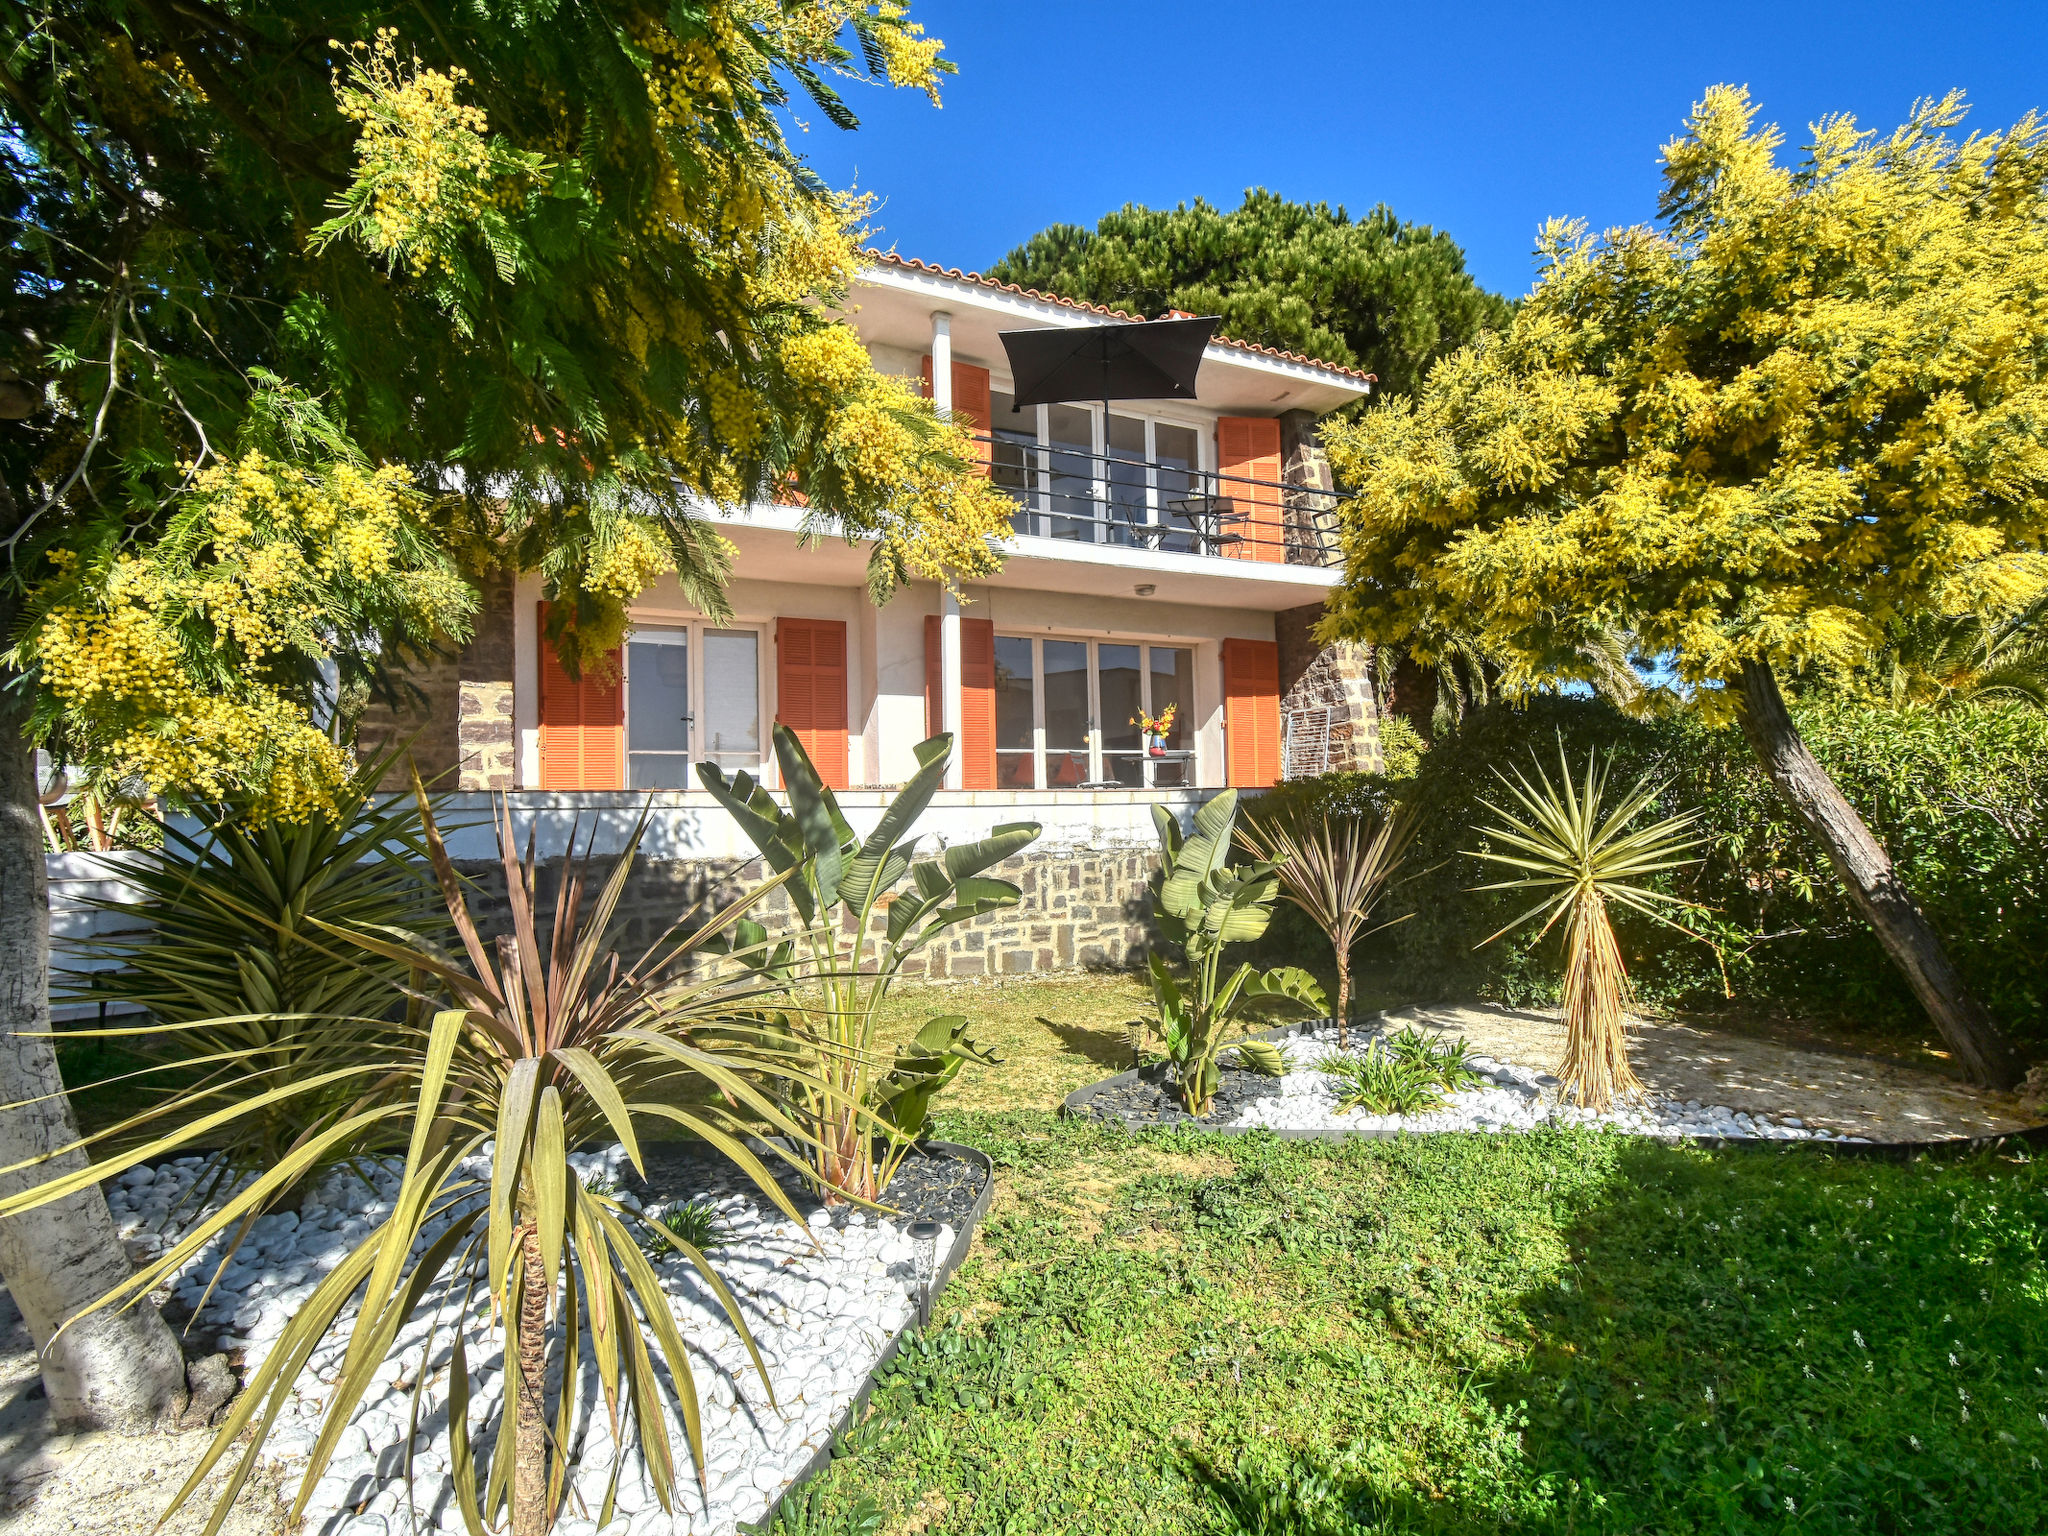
[0,781,842,1536]
[1144,790,1326,1116]
[700,725,1035,1203]
[1237,801,1415,1048]
[1469,748,1704,1111]
[56,751,448,1194]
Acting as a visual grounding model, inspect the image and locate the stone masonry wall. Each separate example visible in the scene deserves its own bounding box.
[456,566,516,790]
[355,565,516,791]
[457,845,1162,982]
[1275,601,1383,775]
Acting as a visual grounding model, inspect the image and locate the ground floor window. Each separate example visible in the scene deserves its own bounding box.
[994,635,1195,789]
[625,623,763,787]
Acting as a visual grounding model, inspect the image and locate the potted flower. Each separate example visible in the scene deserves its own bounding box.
[1132,702,1177,757]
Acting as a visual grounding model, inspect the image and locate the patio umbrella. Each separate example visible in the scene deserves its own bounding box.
[998,314,1219,409]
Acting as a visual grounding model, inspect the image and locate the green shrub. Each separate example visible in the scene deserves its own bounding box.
[1317,1043,1446,1114]
[1354,694,2048,1055]
[1376,713,1427,779]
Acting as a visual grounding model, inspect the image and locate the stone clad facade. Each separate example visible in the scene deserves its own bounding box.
[460,843,1162,981]
[1275,601,1383,775]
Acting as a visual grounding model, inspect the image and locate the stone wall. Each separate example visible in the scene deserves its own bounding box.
[1279,407,1338,566]
[355,565,516,790]
[1275,601,1383,775]
[456,566,517,790]
[457,844,1163,982]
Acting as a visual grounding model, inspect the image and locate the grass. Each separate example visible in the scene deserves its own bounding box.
[865,970,1406,1116]
[49,974,2048,1531]
[779,1114,2047,1536]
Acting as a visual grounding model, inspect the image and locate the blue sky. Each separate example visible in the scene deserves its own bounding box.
[795,0,2048,301]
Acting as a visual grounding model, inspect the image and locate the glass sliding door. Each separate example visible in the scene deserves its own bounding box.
[1106,413,1149,547]
[1154,422,1202,554]
[1045,405,1096,542]
[1147,646,1196,787]
[626,630,691,788]
[700,628,760,771]
[990,390,1041,538]
[1097,643,1145,787]
[993,634,1037,788]
[1042,639,1092,786]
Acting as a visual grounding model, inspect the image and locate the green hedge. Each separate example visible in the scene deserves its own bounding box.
[1261,695,2048,1057]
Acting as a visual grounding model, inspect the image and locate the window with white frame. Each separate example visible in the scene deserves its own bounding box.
[624,622,764,788]
[991,390,1208,552]
[993,634,1196,789]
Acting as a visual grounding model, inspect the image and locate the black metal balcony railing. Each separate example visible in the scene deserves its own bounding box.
[974,432,1345,567]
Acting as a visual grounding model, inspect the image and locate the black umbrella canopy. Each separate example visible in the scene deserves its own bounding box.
[998,315,1220,410]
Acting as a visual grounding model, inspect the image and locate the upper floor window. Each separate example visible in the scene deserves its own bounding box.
[994,634,1196,789]
[625,623,763,788]
[992,392,1210,553]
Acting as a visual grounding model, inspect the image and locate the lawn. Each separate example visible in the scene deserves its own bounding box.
[53,974,2048,1533]
[864,970,1407,1115]
[778,1114,2048,1536]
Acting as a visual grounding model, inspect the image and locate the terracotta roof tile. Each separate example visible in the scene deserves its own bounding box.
[864,251,1377,388]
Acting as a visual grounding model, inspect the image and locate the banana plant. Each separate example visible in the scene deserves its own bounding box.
[1144,789,1326,1115]
[699,725,1038,1201]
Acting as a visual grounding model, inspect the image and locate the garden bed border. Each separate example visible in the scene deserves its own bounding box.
[741,1137,996,1535]
[1059,1018,2048,1160]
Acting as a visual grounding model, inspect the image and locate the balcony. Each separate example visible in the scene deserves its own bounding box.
[977,431,1344,567]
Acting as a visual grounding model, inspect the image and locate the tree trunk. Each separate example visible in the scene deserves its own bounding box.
[1334,952,1351,1051]
[0,664,190,1429]
[510,1228,550,1536]
[1735,658,2023,1089]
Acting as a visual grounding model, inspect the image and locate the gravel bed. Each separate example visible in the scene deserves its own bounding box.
[1077,1059,1283,1129]
[106,1141,986,1536]
[1229,1026,1870,1141]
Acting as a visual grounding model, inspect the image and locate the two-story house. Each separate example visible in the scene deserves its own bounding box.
[368,255,1384,977]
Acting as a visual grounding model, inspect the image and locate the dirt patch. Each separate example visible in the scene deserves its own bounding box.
[0,1289,286,1536]
[1377,1002,2040,1142]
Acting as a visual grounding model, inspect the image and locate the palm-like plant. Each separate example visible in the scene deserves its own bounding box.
[1237,802,1415,1048]
[1468,749,1704,1111]
[700,725,1035,1203]
[1874,590,2048,708]
[1,783,839,1536]
[57,752,448,1190]
[1145,790,1326,1116]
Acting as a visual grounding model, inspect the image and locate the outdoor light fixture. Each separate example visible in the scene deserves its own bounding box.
[908,1219,943,1324]
[1134,584,1156,597]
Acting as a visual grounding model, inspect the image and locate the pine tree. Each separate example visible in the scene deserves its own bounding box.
[988,189,1512,398]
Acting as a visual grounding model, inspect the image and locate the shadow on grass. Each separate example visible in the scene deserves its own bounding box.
[1186,1137,2047,1536]
[1034,1013,1139,1075]
[1473,1138,2048,1535]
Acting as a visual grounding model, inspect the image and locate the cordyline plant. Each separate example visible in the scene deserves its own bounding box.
[58,749,447,1195]
[0,781,845,1536]
[1237,801,1416,1049]
[701,725,1035,1203]
[1469,748,1704,1111]
[1145,790,1325,1116]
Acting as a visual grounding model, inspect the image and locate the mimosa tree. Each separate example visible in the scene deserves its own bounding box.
[1323,87,2048,1087]
[0,0,1008,1430]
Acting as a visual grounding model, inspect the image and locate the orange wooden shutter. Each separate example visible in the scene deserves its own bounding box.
[537,602,624,790]
[1218,417,1284,563]
[776,617,850,789]
[960,617,995,790]
[1222,638,1281,788]
[922,614,995,787]
[921,356,993,474]
[924,614,943,739]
